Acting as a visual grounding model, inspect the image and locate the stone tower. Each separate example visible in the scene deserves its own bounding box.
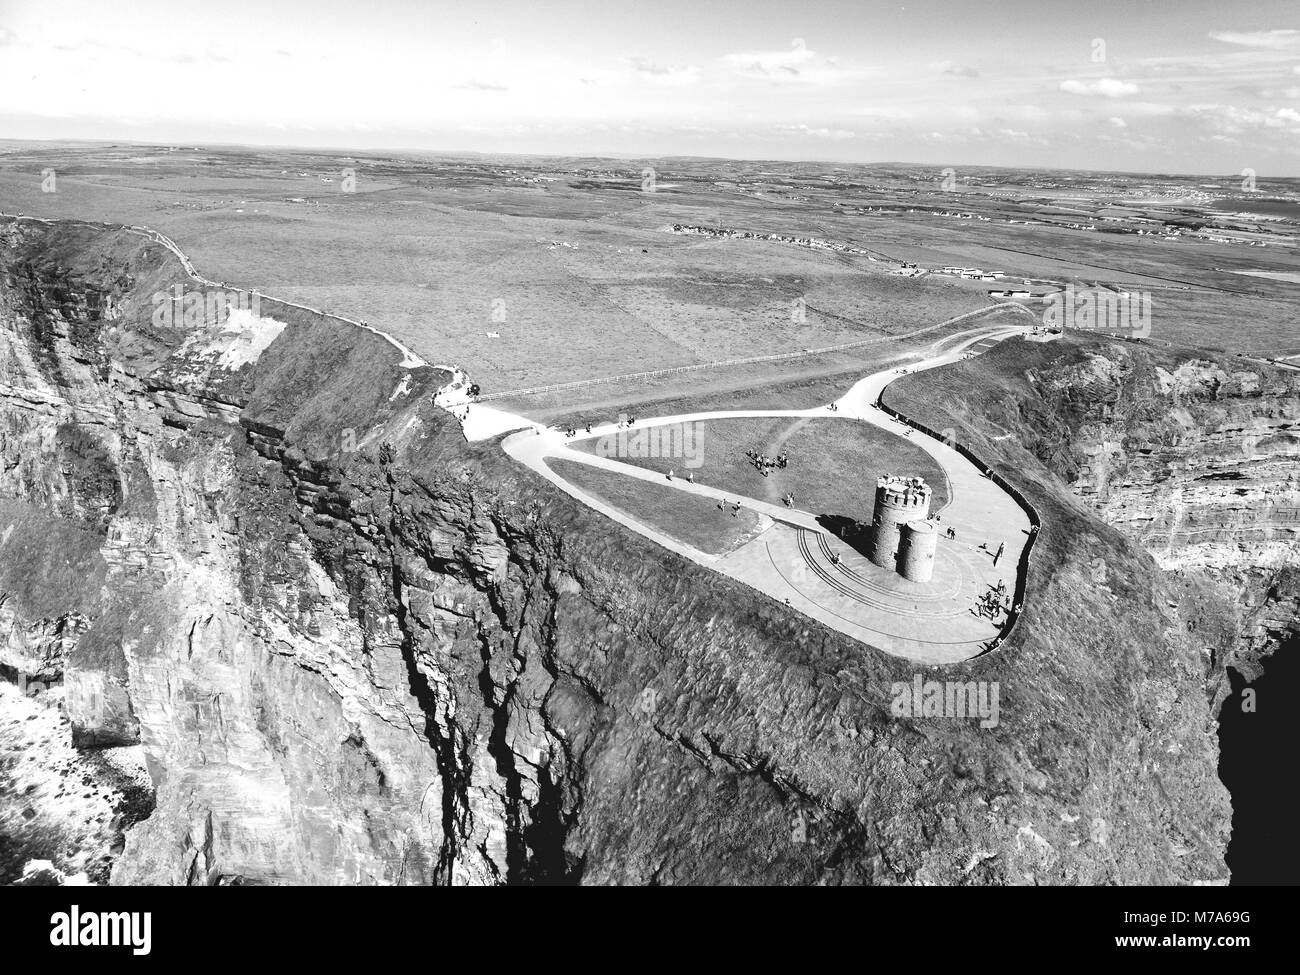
[899,519,939,583]
[869,475,932,570]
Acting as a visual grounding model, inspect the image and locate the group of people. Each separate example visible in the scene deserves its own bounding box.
[717,499,743,517]
[745,448,788,478]
[782,492,795,508]
[976,580,1010,620]
[561,422,595,439]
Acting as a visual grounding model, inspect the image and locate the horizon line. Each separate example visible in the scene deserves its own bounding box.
[1,136,1296,183]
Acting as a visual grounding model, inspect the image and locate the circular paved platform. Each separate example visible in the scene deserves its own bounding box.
[718,523,1004,663]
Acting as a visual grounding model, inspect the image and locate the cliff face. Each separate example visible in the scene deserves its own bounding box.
[1,219,1234,885]
[1027,349,1298,679]
[884,335,1299,708]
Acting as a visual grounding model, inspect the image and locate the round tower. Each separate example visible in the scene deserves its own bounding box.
[899,519,939,583]
[869,475,933,570]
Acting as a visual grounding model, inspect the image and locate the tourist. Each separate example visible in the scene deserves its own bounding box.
[687,471,694,483]
[666,469,674,481]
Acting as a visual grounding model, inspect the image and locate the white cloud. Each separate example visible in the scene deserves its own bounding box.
[1108,116,1128,127]
[1208,29,1300,49]
[625,57,701,87]
[1060,78,1140,97]
[776,123,856,140]
[932,60,979,78]
[718,40,865,85]
[723,42,814,77]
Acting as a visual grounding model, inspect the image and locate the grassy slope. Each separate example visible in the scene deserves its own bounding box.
[506,306,1030,424]
[546,458,766,556]
[570,416,949,524]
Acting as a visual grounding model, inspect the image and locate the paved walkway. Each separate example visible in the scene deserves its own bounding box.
[486,321,1034,663]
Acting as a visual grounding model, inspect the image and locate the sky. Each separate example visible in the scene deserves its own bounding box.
[1,0,1298,175]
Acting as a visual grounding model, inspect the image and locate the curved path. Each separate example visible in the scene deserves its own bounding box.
[478,319,1034,664]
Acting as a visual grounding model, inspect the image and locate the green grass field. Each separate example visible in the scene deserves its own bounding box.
[571,415,950,526]
[545,458,767,555]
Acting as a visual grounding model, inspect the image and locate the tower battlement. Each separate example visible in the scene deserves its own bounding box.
[870,475,934,571]
[875,475,932,509]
